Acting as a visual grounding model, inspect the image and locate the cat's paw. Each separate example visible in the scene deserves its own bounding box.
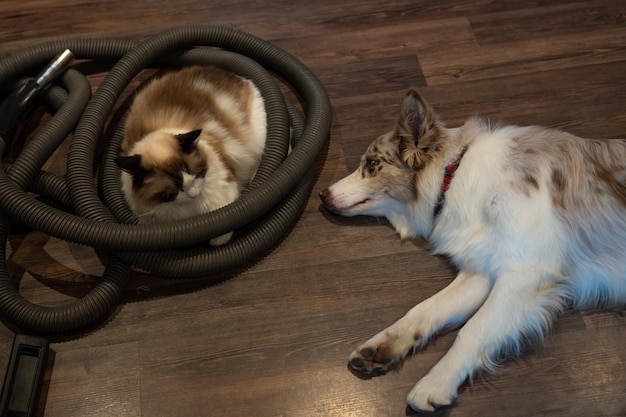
[209,232,233,246]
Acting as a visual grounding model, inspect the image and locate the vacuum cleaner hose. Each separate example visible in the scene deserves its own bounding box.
[0,26,331,333]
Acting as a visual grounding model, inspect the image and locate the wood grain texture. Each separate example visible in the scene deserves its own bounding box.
[0,1,625,417]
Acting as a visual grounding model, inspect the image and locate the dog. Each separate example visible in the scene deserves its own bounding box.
[319,88,626,412]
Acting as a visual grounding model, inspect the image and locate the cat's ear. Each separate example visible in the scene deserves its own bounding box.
[115,154,143,173]
[177,129,202,153]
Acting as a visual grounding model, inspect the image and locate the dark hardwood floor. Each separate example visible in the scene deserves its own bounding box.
[0,1,625,416]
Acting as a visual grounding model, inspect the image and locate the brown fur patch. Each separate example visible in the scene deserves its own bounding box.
[592,153,626,208]
[525,174,539,189]
[550,169,567,208]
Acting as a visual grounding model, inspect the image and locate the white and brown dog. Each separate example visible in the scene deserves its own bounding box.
[320,89,626,412]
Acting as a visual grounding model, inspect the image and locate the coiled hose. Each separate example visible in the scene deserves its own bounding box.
[0,26,331,333]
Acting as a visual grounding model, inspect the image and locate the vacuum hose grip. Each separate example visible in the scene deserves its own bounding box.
[0,49,74,152]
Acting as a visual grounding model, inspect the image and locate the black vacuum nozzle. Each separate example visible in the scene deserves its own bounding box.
[0,49,74,152]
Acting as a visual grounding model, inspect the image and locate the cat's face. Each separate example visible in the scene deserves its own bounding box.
[116,129,209,215]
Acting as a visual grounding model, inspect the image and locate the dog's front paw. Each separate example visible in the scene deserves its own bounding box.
[347,344,402,378]
[348,328,419,379]
[406,372,458,412]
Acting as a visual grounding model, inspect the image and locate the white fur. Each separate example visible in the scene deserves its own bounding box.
[321,100,626,411]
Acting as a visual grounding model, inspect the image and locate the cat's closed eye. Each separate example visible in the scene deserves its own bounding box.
[155,188,179,203]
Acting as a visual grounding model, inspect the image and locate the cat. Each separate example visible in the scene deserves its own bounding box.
[115,65,266,246]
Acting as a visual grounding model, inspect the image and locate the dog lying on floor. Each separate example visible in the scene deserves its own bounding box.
[319,89,626,412]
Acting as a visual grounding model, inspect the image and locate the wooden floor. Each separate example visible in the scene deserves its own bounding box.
[0,1,625,416]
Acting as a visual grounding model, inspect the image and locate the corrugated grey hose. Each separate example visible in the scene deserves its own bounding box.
[0,26,331,333]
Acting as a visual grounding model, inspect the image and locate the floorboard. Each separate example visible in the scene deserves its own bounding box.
[0,1,624,416]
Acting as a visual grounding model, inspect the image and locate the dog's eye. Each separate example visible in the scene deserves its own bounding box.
[364,158,381,175]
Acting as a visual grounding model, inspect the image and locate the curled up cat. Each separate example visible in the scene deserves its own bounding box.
[115,65,267,246]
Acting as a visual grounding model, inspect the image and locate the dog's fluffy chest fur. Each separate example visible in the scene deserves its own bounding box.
[429,121,553,276]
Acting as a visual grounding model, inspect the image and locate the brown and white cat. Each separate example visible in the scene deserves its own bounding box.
[115,65,266,246]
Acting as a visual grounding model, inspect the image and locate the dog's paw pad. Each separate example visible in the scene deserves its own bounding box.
[347,343,402,379]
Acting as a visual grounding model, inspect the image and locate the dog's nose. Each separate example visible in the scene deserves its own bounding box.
[319,188,330,203]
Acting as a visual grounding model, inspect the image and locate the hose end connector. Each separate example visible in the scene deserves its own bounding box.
[34,49,74,89]
[0,49,74,153]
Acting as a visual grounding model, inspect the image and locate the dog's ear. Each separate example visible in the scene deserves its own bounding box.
[396,88,443,169]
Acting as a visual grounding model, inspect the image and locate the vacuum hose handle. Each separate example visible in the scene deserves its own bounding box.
[0,49,74,152]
